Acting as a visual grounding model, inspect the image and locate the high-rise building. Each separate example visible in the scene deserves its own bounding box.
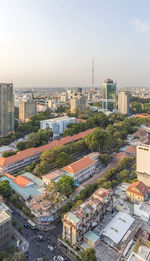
[19,100,37,122]
[0,83,14,137]
[0,202,12,247]
[77,87,82,93]
[136,144,150,186]
[70,96,86,113]
[102,79,116,111]
[118,91,130,114]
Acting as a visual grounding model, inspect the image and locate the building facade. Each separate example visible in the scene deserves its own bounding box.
[126,181,149,202]
[136,144,150,186]
[40,116,76,136]
[70,96,86,113]
[118,91,130,114]
[0,203,12,247]
[0,83,14,137]
[19,100,37,122]
[62,188,113,245]
[102,79,116,112]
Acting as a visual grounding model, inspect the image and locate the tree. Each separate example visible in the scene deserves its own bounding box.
[10,194,19,204]
[80,248,96,261]
[27,132,40,147]
[2,151,17,157]
[56,175,75,196]
[0,180,12,198]
[54,152,72,168]
[37,127,53,145]
[16,141,28,151]
[99,153,109,165]
[120,170,130,182]
[34,161,50,176]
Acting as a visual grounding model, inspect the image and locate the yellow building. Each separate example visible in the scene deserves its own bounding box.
[19,100,37,122]
[126,181,149,202]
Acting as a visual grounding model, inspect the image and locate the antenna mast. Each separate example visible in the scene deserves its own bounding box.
[92,58,94,89]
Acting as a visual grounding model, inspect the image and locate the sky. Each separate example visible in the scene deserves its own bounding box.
[0,0,150,88]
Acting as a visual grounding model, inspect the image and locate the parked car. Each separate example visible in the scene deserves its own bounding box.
[48,245,54,252]
[24,224,28,228]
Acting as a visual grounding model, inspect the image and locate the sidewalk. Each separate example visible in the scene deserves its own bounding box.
[13,227,29,253]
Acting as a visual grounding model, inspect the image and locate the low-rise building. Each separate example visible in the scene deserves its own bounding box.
[63,153,99,183]
[0,172,44,201]
[101,212,135,248]
[134,201,150,222]
[37,104,48,112]
[40,116,76,136]
[0,202,12,247]
[62,188,112,245]
[29,193,67,223]
[126,181,149,202]
[42,169,66,185]
[0,128,94,173]
[83,231,100,248]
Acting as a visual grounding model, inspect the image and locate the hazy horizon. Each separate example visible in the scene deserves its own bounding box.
[1,0,150,88]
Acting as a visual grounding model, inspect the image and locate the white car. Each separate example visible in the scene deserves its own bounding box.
[48,245,54,252]
[58,256,65,261]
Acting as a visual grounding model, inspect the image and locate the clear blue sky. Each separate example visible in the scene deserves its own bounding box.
[0,0,150,87]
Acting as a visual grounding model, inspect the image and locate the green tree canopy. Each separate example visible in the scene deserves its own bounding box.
[56,175,75,196]
[80,248,96,261]
[0,180,12,198]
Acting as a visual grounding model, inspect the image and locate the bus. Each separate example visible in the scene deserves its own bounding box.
[27,219,36,230]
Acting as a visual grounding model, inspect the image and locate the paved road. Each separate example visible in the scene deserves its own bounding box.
[82,157,119,187]
[12,211,67,261]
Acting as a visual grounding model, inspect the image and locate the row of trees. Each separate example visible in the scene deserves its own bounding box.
[60,156,136,217]
[33,139,88,176]
[17,127,53,150]
[64,112,110,136]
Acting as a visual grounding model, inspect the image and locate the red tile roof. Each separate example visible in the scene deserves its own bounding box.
[3,172,32,188]
[0,128,94,167]
[76,118,87,123]
[63,156,94,174]
[115,152,130,160]
[125,145,136,154]
[127,181,149,197]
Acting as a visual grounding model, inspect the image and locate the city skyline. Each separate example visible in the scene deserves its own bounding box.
[0,0,150,87]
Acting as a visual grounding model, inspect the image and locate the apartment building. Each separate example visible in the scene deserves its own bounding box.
[19,100,37,122]
[136,144,150,186]
[0,83,14,137]
[29,193,67,223]
[0,203,12,247]
[62,188,113,245]
[63,153,99,183]
[70,96,86,113]
[126,181,149,202]
[40,116,76,136]
[118,91,130,114]
[0,129,94,173]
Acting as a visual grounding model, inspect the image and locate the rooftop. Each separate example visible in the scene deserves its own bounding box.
[40,116,75,123]
[102,212,135,244]
[0,128,94,167]
[127,181,149,197]
[84,231,100,243]
[0,211,11,223]
[63,156,94,174]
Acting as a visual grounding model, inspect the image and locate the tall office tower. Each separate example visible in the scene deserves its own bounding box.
[136,144,150,186]
[118,91,130,114]
[70,96,86,113]
[102,79,116,112]
[0,83,14,137]
[19,100,37,122]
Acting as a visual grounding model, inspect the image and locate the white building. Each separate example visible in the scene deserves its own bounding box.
[101,212,135,247]
[136,144,150,186]
[40,116,76,136]
[134,201,150,222]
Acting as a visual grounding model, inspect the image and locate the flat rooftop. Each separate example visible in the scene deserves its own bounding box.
[0,211,10,223]
[40,116,75,123]
[84,231,100,243]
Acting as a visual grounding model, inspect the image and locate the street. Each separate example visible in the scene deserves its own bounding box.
[12,211,65,261]
[82,157,119,187]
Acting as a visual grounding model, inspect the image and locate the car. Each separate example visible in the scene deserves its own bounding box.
[53,257,58,261]
[24,224,28,228]
[48,245,54,252]
[58,256,64,261]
